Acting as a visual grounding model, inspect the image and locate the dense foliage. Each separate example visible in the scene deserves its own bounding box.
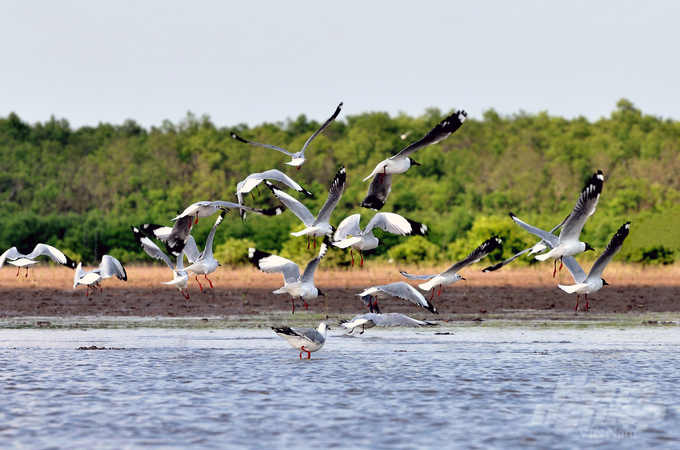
[1,100,678,267]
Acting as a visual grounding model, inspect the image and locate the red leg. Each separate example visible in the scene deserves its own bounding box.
[585,294,589,312]
[552,260,557,278]
[15,267,19,277]
[184,289,190,300]
[307,236,310,250]
[313,236,317,248]
[303,299,309,310]
[99,284,103,293]
[25,268,29,278]
[559,257,564,272]
[299,351,303,359]
[204,274,214,289]
[296,166,301,170]
[291,298,296,314]
[250,192,255,200]
[438,285,442,296]
[301,346,311,359]
[360,250,364,267]
[256,185,261,197]
[194,214,199,225]
[379,166,387,184]
[195,275,204,293]
[86,286,90,297]
[574,294,579,311]
[429,289,434,301]
[350,249,354,267]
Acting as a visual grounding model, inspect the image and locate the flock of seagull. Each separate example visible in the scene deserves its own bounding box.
[0,103,631,359]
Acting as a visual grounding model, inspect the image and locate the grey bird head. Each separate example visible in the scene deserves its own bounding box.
[409,157,421,167]
[585,243,595,251]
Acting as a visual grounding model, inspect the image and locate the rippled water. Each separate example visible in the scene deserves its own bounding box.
[0,324,679,449]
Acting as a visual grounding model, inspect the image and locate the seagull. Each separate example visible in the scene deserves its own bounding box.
[356,282,438,315]
[236,169,313,221]
[333,212,428,266]
[0,244,77,277]
[482,214,570,272]
[267,166,346,249]
[510,170,604,277]
[73,255,127,296]
[559,222,631,311]
[360,110,467,211]
[272,322,330,359]
[231,102,343,169]
[131,226,191,299]
[181,210,226,292]
[399,236,502,299]
[249,236,331,313]
[339,313,436,334]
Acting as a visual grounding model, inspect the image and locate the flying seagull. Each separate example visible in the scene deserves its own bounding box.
[231,102,343,169]
[333,212,428,266]
[339,313,437,334]
[236,169,313,221]
[0,244,77,277]
[400,236,502,299]
[509,170,604,277]
[73,255,127,296]
[360,110,467,211]
[559,222,631,311]
[356,282,438,315]
[249,236,331,313]
[272,322,330,359]
[267,166,346,249]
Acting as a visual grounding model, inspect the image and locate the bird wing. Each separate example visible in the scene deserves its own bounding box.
[0,247,22,269]
[240,169,313,197]
[561,256,587,284]
[371,282,438,314]
[97,255,127,281]
[482,248,533,272]
[314,167,346,226]
[140,224,200,263]
[360,173,393,211]
[199,210,227,260]
[441,236,503,276]
[230,132,295,157]
[334,214,362,241]
[26,244,77,268]
[265,182,316,227]
[362,212,428,236]
[392,110,467,159]
[131,227,176,271]
[370,313,431,327]
[587,222,631,281]
[248,248,300,285]
[508,211,559,247]
[398,268,437,281]
[291,327,325,344]
[298,102,343,158]
[559,171,604,242]
[300,237,331,284]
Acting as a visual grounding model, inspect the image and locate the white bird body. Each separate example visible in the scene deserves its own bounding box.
[5,258,40,268]
[340,313,435,334]
[1,243,77,277]
[333,235,379,251]
[73,255,127,296]
[535,241,587,262]
[272,322,330,359]
[418,273,463,292]
[357,282,438,315]
[362,157,412,181]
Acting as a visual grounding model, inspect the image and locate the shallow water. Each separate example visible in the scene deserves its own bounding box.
[0,325,679,449]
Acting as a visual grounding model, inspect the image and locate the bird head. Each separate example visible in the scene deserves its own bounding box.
[409,157,421,167]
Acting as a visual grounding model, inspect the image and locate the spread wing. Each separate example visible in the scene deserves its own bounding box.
[441,236,503,276]
[587,222,631,281]
[559,171,604,242]
[249,248,300,285]
[360,282,438,314]
[97,255,127,281]
[298,102,343,158]
[508,211,560,247]
[334,214,362,241]
[398,268,437,281]
[362,212,427,236]
[301,237,331,283]
[26,244,77,269]
[393,110,467,159]
[314,167,346,225]
[230,132,295,157]
[360,173,393,211]
[0,247,23,269]
[266,182,316,227]
[131,226,176,271]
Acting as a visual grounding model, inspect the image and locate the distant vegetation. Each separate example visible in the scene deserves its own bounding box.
[1,99,678,267]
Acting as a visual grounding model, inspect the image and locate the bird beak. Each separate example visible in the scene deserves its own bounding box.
[318,289,326,297]
[461,277,466,281]
[412,160,421,166]
[218,263,222,267]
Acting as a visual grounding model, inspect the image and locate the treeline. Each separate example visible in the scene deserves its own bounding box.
[1,99,678,267]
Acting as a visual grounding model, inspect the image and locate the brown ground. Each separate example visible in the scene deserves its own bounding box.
[1,262,679,318]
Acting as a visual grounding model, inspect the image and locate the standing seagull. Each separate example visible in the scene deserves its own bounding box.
[356,282,438,315]
[73,255,127,296]
[267,167,346,249]
[510,170,604,277]
[272,323,330,359]
[340,313,436,334]
[559,222,631,311]
[360,110,467,211]
[249,237,331,313]
[0,244,77,277]
[400,236,502,299]
[231,102,343,169]
[236,169,314,221]
[333,212,428,266]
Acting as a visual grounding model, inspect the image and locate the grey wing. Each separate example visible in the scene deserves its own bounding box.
[371,313,430,327]
[301,237,331,283]
[360,173,393,211]
[265,182,316,226]
[291,327,325,344]
[334,214,362,241]
[441,236,503,276]
[559,171,604,242]
[98,255,127,281]
[482,248,532,272]
[376,282,437,314]
[248,248,301,284]
[357,295,373,309]
[398,268,436,281]
[26,244,77,268]
[299,102,343,158]
[0,247,22,269]
[393,110,467,159]
[508,211,559,247]
[165,216,195,257]
[562,256,587,284]
[257,170,312,196]
[131,226,176,271]
[230,132,295,157]
[587,222,630,280]
[142,224,200,264]
[314,167,346,225]
[182,236,200,264]
[362,212,428,236]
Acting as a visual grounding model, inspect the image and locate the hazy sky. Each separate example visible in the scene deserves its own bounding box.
[2,1,679,129]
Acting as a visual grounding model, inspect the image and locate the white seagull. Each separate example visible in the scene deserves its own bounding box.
[231,102,343,169]
[249,237,331,313]
[356,282,438,315]
[400,236,503,299]
[267,166,346,249]
[559,222,631,311]
[511,170,604,277]
[360,110,467,211]
[183,210,227,292]
[272,322,330,359]
[339,313,436,334]
[236,169,313,221]
[333,212,428,267]
[131,226,191,299]
[0,244,77,277]
[73,255,127,296]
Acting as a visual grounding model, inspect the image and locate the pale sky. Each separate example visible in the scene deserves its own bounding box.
[2,0,679,129]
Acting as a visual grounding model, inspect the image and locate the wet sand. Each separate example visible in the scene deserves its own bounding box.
[1,263,678,318]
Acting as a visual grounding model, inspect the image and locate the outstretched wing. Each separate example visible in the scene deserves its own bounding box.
[334,214,362,241]
[360,173,393,211]
[26,244,77,269]
[131,226,175,271]
[249,248,300,285]
[441,236,503,276]
[398,268,437,281]
[587,222,631,280]
[362,212,427,236]
[559,171,604,242]
[298,102,343,158]
[393,110,467,159]
[361,282,438,314]
[0,247,23,269]
[139,224,200,263]
[314,167,346,226]
[301,237,331,283]
[266,182,316,227]
[230,132,295,157]
[508,211,560,247]
[97,255,127,281]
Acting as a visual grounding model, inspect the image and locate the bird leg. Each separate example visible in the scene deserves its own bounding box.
[350,249,355,267]
[584,294,589,312]
[313,235,317,249]
[25,268,29,278]
[307,236,310,250]
[379,166,387,184]
[86,286,90,297]
[559,257,564,272]
[360,250,364,267]
[256,185,261,197]
[98,283,103,293]
[574,294,579,311]
[301,346,311,359]
[303,299,309,310]
[195,275,204,293]
[204,274,214,289]
[291,298,296,314]
[194,214,199,225]
[15,267,19,277]
[183,289,190,300]
[438,285,442,296]
[429,289,435,301]
[552,260,557,278]
[360,325,365,335]
[250,192,255,200]
[297,166,301,171]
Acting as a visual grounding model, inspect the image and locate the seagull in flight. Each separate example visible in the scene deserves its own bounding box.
[339,313,436,334]
[230,102,343,169]
[400,237,502,299]
[267,167,346,249]
[0,244,77,277]
[510,170,604,277]
[357,282,438,315]
[249,237,331,313]
[73,255,127,296]
[236,169,313,221]
[333,212,428,266]
[360,110,467,211]
[272,322,330,359]
[559,222,631,311]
